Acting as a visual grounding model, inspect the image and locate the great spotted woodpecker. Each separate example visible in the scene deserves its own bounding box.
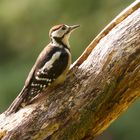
[6,24,80,115]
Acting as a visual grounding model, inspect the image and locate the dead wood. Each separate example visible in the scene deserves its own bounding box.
[0,1,140,140]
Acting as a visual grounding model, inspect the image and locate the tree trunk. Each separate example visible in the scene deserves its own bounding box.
[0,1,140,140]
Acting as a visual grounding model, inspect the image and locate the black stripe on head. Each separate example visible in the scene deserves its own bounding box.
[53,37,70,51]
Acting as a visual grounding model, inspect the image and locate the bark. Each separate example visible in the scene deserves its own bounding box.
[0,1,140,140]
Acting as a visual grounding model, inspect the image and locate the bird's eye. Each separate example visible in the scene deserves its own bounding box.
[62,26,66,30]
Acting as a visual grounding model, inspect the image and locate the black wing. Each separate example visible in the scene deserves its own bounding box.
[22,47,70,105]
[32,47,69,87]
[6,46,70,115]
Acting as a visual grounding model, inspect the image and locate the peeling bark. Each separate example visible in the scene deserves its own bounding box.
[0,1,140,140]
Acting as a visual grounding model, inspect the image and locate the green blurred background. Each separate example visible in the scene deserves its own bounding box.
[0,0,140,139]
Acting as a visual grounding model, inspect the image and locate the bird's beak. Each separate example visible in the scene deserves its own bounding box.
[69,25,80,32]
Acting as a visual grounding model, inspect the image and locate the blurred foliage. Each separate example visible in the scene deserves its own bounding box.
[0,0,139,140]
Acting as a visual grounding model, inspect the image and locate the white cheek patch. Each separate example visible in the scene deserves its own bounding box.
[51,30,58,37]
[52,30,63,38]
[51,27,69,38]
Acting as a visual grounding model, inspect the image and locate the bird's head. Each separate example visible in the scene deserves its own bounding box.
[49,24,80,46]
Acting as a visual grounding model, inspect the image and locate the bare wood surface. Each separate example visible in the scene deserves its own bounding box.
[0,1,140,140]
[72,0,140,68]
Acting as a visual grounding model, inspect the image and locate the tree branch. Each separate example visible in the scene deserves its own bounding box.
[0,1,140,140]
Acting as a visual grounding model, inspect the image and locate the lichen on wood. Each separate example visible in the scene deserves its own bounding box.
[0,1,140,140]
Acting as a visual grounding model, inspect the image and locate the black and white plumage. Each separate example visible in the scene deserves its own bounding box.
[6,24,80,115]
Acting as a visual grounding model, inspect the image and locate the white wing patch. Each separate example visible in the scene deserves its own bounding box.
[42,51,61,72]
[35,51,61,81]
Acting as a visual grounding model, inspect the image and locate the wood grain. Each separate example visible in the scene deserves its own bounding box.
[0,1,140,140]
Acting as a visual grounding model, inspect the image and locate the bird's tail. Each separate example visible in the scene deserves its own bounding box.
[5,87,30,116]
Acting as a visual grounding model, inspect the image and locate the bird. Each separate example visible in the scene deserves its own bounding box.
[6,24,80,115]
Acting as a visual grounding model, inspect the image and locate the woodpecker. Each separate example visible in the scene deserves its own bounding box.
[6,24,80,115]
